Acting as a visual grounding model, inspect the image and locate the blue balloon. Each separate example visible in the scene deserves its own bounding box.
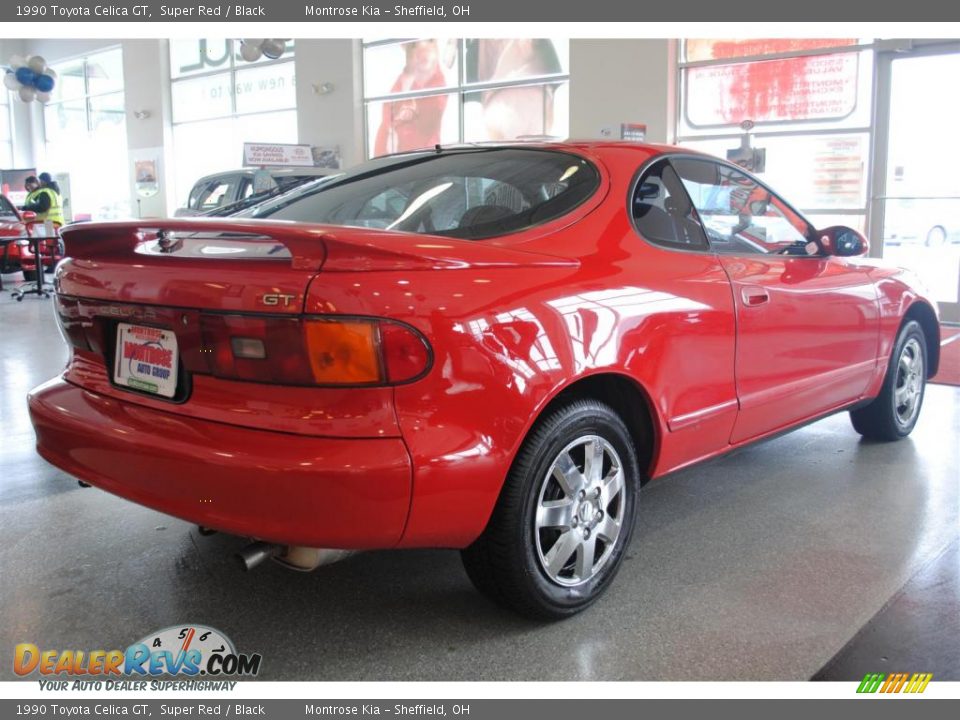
[35,74,54,92]
[15,66,35,86]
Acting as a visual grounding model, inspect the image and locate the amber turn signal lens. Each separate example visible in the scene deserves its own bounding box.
[304,320,382,384]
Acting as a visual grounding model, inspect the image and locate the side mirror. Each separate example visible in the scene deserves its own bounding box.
[818,225,869,257]
[21,210,37,222]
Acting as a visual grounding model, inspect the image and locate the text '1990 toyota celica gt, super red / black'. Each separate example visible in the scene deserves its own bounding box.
[28,142,940,618]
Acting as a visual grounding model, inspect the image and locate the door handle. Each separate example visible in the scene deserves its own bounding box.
[741,287,770,306]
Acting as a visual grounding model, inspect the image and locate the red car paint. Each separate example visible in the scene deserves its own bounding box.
[28,142,940,550]
[0,194,29,273]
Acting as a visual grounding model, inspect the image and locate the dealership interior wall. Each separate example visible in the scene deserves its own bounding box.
[0,37,958,682]
[0,38,674,219]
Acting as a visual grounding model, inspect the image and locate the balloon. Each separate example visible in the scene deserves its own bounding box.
[261,40,285,60]
[240,43,262,62]
[15,66,35,86]
[8,54,26,69]
[3,72,20,91]
[36,91,51,103]
[44,67,57,81]
[242,39,264,47]
[18,85,36,102]
[35,73,55,92]
[27,55,47,74]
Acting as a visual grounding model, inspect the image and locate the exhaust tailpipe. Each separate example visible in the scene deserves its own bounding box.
[236,541,280,571]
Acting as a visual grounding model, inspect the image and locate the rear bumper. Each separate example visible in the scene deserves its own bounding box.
[28,378,413,548]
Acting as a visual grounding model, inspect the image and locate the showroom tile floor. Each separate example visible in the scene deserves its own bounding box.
[0,284,958,681]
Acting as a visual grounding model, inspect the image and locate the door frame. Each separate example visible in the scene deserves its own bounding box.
[870,40,960,323]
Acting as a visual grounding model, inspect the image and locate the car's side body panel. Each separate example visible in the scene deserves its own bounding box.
[27,141,942,553]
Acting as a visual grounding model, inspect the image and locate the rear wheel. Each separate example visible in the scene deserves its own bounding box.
[850,320,927,440]
[462,399,640,619]
[21,268,37,282]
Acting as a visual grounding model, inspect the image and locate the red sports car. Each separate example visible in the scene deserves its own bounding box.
[28,143,940,618]
[0,194,29,274]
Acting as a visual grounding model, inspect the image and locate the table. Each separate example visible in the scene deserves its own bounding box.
[11,234,56,301]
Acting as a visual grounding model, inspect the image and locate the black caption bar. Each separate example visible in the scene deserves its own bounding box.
[2,0,960,21]
[2,699,960,719]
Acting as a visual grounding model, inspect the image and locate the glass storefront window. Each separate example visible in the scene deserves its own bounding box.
[171,110,298,208]
[42,47,129,221]
[171,72,234,123]
[685,53,861,127]
[683,38,858,63]
[366,92,460,157]
[170,39,298,208]
[463,82,569,143]
[170,38,295,79]
[462,38,569,85]
[233,62,297,115]
[363,39,459,98]
[85,49,125,96]
[363,39,570,158]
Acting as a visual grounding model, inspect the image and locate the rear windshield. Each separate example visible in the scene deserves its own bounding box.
[248,148,600,240]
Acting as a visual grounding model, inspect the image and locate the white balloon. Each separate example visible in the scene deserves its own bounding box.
[3,72,20,90]
[44,67,57,81]
[18,85,36,102]
[261,40,285,60]
[36,91,51,103]
[8,54,26,69]
[240,43,262,62]
[28,55,47,74]
[242,39,265,48]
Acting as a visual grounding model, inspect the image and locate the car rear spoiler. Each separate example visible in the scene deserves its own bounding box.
[60,218,580,274]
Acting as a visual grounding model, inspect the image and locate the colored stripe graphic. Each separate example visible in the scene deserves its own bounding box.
[857,672,932,693]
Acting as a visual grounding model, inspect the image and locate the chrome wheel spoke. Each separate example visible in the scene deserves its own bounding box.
[595,513,621,544]
[552,451,585,498]
[574,535,597,581]
[544,530,580,577]
[602,466,624,505]
[894,383,909,406]
[537,499,574,529]
[584,437,604,484]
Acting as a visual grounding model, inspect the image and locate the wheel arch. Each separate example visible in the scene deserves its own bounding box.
[903,300,940,377]
[529,372,661,485]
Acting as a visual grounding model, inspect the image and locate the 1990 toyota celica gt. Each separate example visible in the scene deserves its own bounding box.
[29,143,940,618]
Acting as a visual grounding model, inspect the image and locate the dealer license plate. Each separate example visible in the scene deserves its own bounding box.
[113,323,179,398]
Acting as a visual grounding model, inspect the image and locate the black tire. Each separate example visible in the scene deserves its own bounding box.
[22,268,37,282]
[462,399,641,619]
[850,320,927,441]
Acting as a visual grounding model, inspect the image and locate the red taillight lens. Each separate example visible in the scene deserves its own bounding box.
[380,322,431,383]
[200,314,318,385]
[199,314,429,386]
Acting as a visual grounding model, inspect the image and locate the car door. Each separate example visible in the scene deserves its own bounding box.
[670,156,881,444]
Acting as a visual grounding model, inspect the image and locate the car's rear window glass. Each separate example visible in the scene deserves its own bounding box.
[250,148,600,240]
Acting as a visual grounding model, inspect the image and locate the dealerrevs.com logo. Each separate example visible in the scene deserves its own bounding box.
[14,625,262,688]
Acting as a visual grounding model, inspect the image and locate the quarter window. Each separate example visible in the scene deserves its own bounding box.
[631,159,709,251]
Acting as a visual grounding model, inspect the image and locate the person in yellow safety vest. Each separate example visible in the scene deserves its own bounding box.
[21,173,64,227]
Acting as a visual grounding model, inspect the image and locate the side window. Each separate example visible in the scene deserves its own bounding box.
[631,159,709,251]
[671,157,813,255]
[197,180,236,211]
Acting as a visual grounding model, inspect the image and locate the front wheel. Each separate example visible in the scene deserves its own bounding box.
[850,320,927,441]
[462,399,640,619]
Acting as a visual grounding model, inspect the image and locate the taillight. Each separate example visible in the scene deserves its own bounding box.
[200,314,430,386]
